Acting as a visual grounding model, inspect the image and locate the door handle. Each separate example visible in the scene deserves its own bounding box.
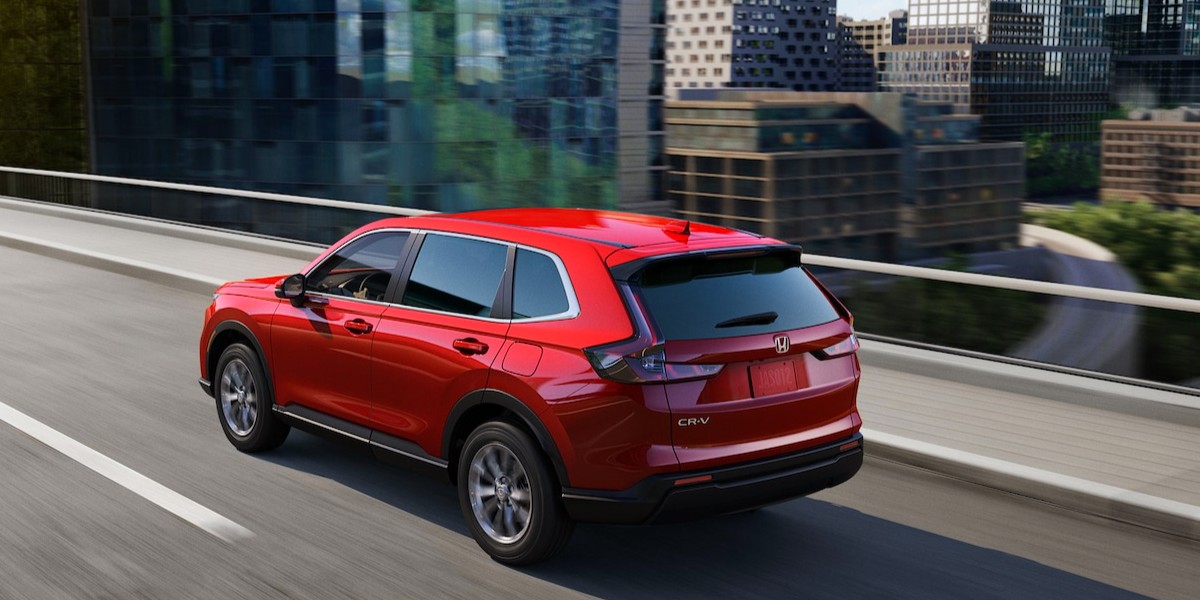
[345,319,373,335]
[453,338,489,355]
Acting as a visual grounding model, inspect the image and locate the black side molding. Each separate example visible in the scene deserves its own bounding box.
[272,404,448,476]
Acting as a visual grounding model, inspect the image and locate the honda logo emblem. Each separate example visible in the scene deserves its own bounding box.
[774,334,790,354]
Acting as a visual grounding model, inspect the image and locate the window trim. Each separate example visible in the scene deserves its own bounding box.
[509,245,581,323]
[387,230,582,324]
[397,231,513,321]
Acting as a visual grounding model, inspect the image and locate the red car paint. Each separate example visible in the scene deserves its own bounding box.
[200,208,862,514]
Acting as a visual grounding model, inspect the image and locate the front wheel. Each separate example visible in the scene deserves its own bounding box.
[214,343,290,452]
[457,421,573,565]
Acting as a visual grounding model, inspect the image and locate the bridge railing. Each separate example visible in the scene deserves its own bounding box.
[3,166,1198,392]
[0,166,429,244]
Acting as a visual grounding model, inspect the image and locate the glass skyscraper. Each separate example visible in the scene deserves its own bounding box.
[1106,0,1200,107]
[84,0,665,213]
[880,0,1110,142]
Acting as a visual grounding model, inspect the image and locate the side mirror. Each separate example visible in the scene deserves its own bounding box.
[275,273,306,306]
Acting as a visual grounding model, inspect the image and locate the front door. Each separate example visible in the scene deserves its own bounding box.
[271,230,411,425]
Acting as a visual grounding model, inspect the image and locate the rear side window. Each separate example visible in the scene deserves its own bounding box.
[635,253,839,340]
[402,234,508,317]
[512,249,570,319]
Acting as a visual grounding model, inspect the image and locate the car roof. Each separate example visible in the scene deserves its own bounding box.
[430,207,762,248]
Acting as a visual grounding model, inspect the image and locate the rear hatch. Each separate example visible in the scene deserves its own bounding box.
[629,249,860,469]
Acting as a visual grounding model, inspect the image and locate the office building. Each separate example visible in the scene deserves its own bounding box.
[1102,107,1200,208]
[84,1,667,215]
[880,0,1110,142]
[1106,0,1200,107]
[836,17,877,91]
[666,91,1024,261]
[665,0,838,97]
[836,10,907,91]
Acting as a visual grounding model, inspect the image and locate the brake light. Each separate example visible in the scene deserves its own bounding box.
[813,333,859,360]
[585,284,723,383]
[585,342,723,383]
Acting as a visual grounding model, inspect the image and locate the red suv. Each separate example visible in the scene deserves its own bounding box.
[198,208,863,564]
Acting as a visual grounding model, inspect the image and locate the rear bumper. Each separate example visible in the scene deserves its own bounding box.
[561,433,863,525]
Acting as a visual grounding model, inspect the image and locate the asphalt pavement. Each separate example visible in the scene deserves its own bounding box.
[1,233,1198,598]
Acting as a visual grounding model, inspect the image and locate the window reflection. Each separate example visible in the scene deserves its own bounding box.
[89,0,643,213]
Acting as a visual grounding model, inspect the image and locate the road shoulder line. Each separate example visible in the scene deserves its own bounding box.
[864,428,1200,542]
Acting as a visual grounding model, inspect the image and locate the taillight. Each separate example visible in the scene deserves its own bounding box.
[813,333,859,360]
[585,284,723,383]
[585,342,723,383]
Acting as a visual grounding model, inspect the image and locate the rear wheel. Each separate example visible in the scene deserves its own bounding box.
[215,343,290,452]
[457,421,573,565]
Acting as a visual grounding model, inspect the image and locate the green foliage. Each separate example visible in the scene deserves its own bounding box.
[1023,132,1098,198]
[1034,200,1200,383]
[1034,200,1200,295]
[418,99,615,209]
[0,0,86,172]
[845,258,1046,355]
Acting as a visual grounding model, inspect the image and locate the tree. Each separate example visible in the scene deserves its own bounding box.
[0,0,86,172]
[1023,132,1099,198]
[1034,200,1200,383]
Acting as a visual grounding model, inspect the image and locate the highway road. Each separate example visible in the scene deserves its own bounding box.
[1,244,1197,599]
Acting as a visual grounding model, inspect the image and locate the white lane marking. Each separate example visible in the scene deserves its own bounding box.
[0,400,253,542]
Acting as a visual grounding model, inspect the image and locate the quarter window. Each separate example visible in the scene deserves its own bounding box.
[306,231,409,302]
[512,249,570,319]
[402,234,508,317]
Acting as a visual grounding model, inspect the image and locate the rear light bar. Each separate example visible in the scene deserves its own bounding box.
[813,333,859,360]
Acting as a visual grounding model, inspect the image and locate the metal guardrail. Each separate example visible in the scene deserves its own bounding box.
[0,166,432,217]
[804,254,1200,315]
[3,165,1199,316]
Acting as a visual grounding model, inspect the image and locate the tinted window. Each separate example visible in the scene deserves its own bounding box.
[512,249,570,319]
[636,253,839,340]
[307,231,409,302]
[402,234,508,317]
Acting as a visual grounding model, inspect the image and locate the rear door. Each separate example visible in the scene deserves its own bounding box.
[369,232,512,454]
[631,250,861,469]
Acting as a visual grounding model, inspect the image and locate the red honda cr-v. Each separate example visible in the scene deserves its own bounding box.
[198,208,863,564]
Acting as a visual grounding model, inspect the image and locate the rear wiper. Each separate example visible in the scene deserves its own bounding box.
[715,311,778,328]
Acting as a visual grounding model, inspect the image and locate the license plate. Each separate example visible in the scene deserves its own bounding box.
[750,360,800,398]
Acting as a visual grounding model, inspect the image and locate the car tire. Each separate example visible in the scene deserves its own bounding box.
[457,420,574,565]
[214,343,290,453]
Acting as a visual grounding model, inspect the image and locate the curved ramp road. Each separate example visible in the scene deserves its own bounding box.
[0,245,1196,599]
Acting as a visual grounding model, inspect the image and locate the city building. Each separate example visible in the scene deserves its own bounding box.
[1101,107,1200,208]
[84,1,667,215]
[1106,0,1200,107]
[880,0,1110,142]
[666,91,1024,261]
[836,17,877,91]
[665,0,838,97]
[836,10,907,92]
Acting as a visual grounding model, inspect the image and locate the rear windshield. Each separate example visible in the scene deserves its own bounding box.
[634,253,840,340]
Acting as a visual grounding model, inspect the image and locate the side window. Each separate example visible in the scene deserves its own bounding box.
[512,249,570,319]
[307,231,409,302]
[401,234,508,317]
